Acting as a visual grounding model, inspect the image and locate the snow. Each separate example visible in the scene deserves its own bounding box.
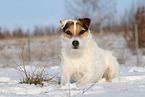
[0,66,145,97]
[0,77,11,83]
[129,66,145,72]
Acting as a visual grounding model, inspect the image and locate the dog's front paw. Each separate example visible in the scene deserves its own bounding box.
[61,83,70,89]
[61,83,77,89]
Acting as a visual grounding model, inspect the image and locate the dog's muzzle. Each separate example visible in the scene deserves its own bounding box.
[72,40,79,49]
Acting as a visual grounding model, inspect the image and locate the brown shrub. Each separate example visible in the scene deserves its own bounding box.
[124,7,145,51]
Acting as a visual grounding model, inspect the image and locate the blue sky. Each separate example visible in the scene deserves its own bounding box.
[0,0,138,32]
[0,0,65,32]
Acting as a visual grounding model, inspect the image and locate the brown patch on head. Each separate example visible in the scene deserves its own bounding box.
[62,21,74,39]
[60,18,91,39]
[75,21,89,38]
[75,18,91,38]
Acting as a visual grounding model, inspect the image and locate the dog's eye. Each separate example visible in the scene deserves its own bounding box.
[65,31,72,35]
[79,30,85,35]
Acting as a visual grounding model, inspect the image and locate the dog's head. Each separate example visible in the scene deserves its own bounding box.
[60,18,91,50]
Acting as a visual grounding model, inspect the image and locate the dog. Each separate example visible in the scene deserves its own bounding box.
[60,18,119,87]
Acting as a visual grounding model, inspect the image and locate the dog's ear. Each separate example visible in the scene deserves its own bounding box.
[60,19,66,28]
[78,18,91,28]
[60,19,72,28]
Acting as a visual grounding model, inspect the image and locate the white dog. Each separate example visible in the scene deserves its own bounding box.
[60,18,119,87]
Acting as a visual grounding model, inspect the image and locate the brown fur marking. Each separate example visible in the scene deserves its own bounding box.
[62,21,89,39]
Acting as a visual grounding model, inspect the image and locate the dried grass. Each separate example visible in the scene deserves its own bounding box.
[15,40,59,86]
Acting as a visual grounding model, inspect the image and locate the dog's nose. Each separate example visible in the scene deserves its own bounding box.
[72,40,79,47]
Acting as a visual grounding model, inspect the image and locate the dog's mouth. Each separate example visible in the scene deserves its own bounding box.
[73,46,79,49]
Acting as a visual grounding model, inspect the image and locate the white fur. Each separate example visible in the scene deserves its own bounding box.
[73,21,77,35]
[61,24,119,87]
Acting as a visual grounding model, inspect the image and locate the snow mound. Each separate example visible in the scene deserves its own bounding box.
[0,77,11,83]
[129,66,145,72]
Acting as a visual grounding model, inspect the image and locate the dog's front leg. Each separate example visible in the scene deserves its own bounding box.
[61,71,72,86]
[75,73,93,87]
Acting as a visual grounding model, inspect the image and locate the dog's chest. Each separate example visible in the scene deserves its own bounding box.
[69,57,84,68]
[68,54,90,72]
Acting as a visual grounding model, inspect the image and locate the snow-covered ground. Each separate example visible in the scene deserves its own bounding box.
[0,33,145,97]
[0,65,145,97]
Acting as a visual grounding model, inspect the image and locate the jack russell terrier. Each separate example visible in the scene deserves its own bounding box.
[60,18,119,87]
